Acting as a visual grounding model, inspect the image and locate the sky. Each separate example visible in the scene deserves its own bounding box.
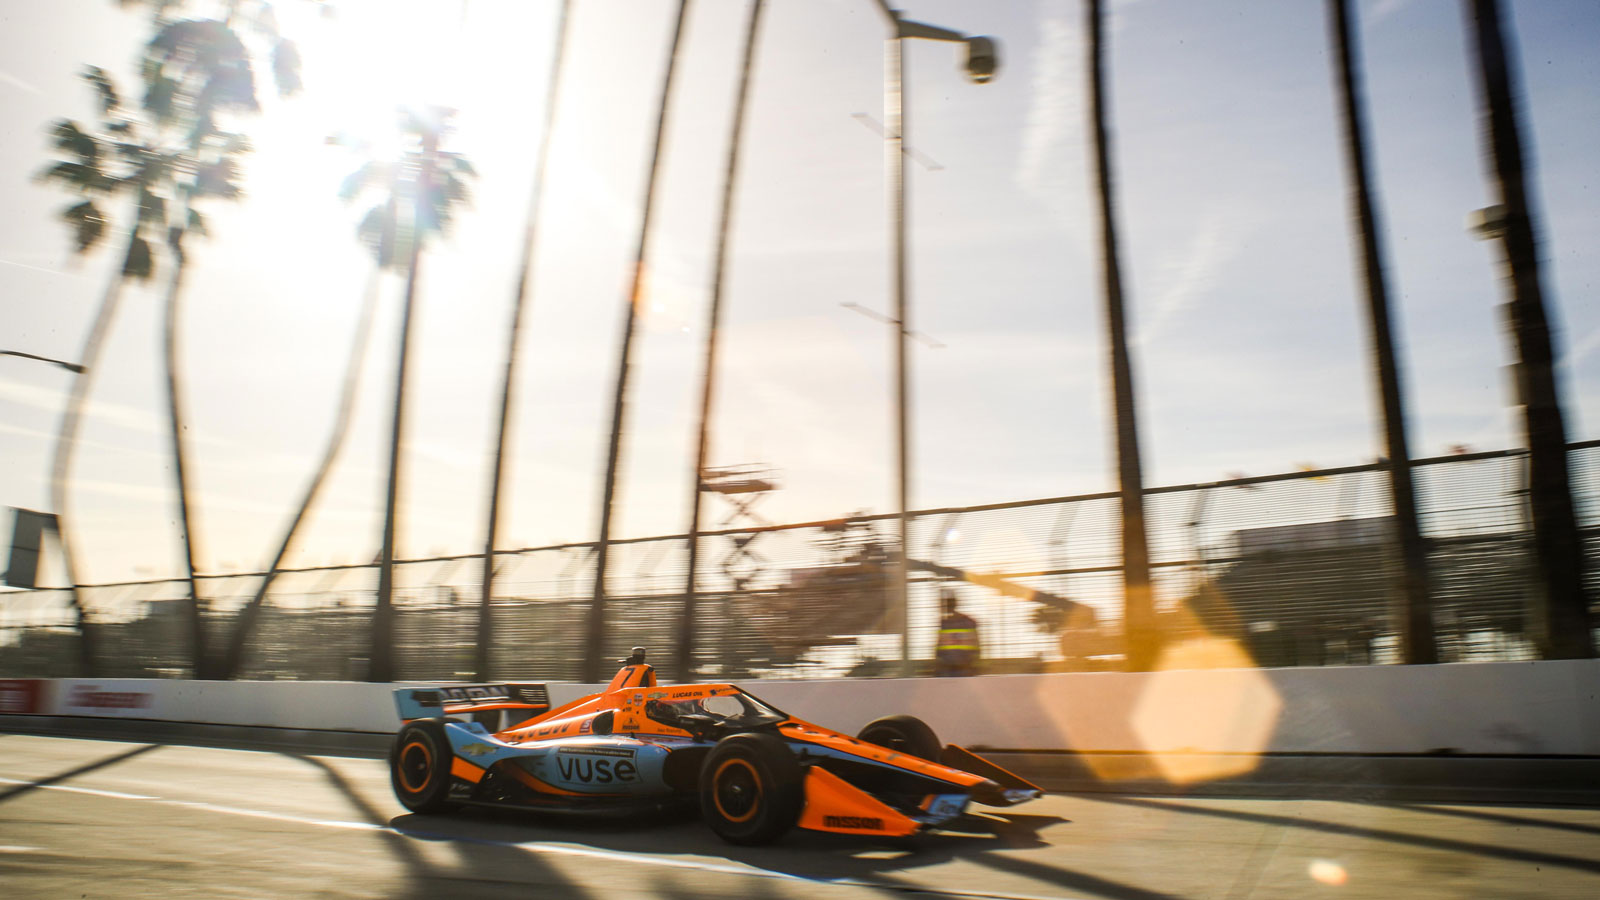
[0,0,1596,587]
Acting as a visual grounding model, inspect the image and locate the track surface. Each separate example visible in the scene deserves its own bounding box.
[1,734,1597,899]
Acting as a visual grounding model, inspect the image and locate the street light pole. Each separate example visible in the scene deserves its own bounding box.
[885,15,912,679]
[868,1,997,678]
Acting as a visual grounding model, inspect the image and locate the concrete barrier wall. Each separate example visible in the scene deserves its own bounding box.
[5,659,1597,756]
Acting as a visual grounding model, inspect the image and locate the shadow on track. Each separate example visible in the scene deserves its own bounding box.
[385,804,1179,900]
[1379,801,1600,838]
[0,742,162,805]
[288,753,599,900]
[1079,794,1600,876]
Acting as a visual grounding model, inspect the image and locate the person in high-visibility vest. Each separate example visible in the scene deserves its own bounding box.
[935,589,981,677]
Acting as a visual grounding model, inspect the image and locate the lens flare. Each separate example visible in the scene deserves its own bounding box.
[1309,859,1348,886]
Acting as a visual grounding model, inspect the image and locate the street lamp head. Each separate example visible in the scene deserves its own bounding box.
[965,36,999,83]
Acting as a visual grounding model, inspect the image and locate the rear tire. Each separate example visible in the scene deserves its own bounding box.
[390,719,459,814]
[699,733,803,845]
[857,714,941,761]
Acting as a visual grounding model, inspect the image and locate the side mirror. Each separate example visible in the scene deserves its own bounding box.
[965,36,999,84]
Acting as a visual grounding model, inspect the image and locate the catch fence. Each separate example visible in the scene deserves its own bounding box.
[3,443,1596,680]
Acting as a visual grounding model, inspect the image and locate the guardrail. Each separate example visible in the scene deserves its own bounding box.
[5,659,1596,758]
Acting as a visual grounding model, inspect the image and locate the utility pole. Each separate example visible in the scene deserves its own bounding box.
[1328,0,1436,663]
[1462,0,1591,658]
[1087,0,1157,671]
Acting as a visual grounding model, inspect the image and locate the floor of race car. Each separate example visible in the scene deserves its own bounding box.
[1,733,1597,900]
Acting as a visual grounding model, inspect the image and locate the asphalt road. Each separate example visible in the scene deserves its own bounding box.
[1,734,1597,899]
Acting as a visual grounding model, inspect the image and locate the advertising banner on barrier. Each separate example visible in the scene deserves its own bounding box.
[56,680,156,718]
[0,679,48,714]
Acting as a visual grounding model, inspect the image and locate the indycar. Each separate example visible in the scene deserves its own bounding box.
[389,648,1042,845]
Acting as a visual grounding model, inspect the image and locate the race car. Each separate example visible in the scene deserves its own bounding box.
[389,648,1042,845]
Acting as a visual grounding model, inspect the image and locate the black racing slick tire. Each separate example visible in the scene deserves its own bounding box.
[857,714,941,761]
[390,719,459,814]
[699,733,803,846]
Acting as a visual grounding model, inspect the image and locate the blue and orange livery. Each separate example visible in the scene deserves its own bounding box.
[388,648,1040,845]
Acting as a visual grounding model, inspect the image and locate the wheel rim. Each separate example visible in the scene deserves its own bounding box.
[712,758,762,824]
[398,739,433,793]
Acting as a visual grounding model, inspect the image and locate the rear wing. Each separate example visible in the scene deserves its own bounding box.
[394,683,551,723]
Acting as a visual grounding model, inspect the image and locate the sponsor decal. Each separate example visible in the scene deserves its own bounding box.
[669,690,702,699]
[65,685,152,711]
[449,783,472,798]
[924,795,967,819]
[555,754,638,784]
[440,685,510,704]
[556,745,635,759]
[645,691,666,700]
[0,680,44,714]
[824,815,884,830]
[578,719,593,734]
[459,743,494,758]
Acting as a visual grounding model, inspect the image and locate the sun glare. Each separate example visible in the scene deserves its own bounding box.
[296,1,470,149]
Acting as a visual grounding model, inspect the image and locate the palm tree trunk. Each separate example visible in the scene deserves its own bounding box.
[1327,0,1436,664]
[160,229,208,678]
[372,132,439,683]
[1462,0,1591,658]
[47,225,140,677]
[476,0,573,683]
[679,0,765,683]
[215,271,382,680]
[1086,0,1157,671]
[584,0,691,682]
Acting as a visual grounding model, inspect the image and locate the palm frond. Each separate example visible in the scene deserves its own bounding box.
[137,188,168,230]
[123,235,155,281]
[38,161,115,194]
[82,66,120,114]
[144,19,261,129]
[339,161,393,201]
[59,200,107,254]
[357,202,404,269]
[272,38,303,97]
[48,120,101,165]
[144,74,178,121]
[193,159,244,200]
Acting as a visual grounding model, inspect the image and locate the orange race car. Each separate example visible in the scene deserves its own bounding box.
[390,648,1042,845]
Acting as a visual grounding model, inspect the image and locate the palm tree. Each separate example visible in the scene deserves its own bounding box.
[1462,0,1590,658]
[1085,0,1157,671]
[342,108,476,682]
[213,269,385,680]
[38,67,162,676]
[476,0,574,683]
[680,0,766,682]
[585,0,691,683]
[134,18,264,678]
[1326,0,1436,664]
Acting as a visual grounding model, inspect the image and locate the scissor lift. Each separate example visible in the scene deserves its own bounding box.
[700,465,779,592]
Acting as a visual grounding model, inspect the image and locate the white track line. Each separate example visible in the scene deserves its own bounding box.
[0,774,1077,900]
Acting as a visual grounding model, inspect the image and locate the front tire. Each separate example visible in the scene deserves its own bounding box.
[390,719,458,814]
[857,714,941,761]
[699,733,803,845]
